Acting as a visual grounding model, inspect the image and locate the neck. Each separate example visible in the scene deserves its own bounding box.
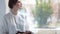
[11,8,18,15]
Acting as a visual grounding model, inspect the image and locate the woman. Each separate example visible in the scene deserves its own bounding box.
[0,0,32,34]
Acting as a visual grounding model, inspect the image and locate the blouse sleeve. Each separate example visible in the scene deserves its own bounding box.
[0,16,8,34]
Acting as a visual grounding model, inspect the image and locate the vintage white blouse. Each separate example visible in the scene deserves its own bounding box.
[0,11,29,34]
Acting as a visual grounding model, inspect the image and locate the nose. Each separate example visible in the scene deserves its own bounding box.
[20,2,22,6]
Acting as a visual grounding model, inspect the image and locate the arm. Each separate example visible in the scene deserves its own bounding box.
[24,16,33,34]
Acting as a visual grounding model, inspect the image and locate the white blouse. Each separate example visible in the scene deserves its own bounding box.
[0,11,29,34]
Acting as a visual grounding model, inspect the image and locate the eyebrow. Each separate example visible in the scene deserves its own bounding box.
[17,1,20,3]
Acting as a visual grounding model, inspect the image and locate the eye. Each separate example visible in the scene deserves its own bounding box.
[17,1,20,3]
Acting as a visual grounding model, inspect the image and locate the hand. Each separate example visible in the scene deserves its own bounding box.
[23,31,32,34]
[16,31,24,34]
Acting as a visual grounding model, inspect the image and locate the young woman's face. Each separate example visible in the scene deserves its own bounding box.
[14,0,22,9]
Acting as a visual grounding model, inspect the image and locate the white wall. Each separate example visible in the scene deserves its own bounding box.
[0,0,6,22]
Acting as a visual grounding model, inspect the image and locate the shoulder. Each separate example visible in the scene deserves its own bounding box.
[3,12,11,19]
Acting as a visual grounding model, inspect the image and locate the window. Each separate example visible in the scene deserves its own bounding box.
[21,0,60,29]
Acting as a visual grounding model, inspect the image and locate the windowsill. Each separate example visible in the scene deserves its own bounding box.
[31,27,60,34]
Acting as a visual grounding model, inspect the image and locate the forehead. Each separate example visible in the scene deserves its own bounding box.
[17,0,21,3]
